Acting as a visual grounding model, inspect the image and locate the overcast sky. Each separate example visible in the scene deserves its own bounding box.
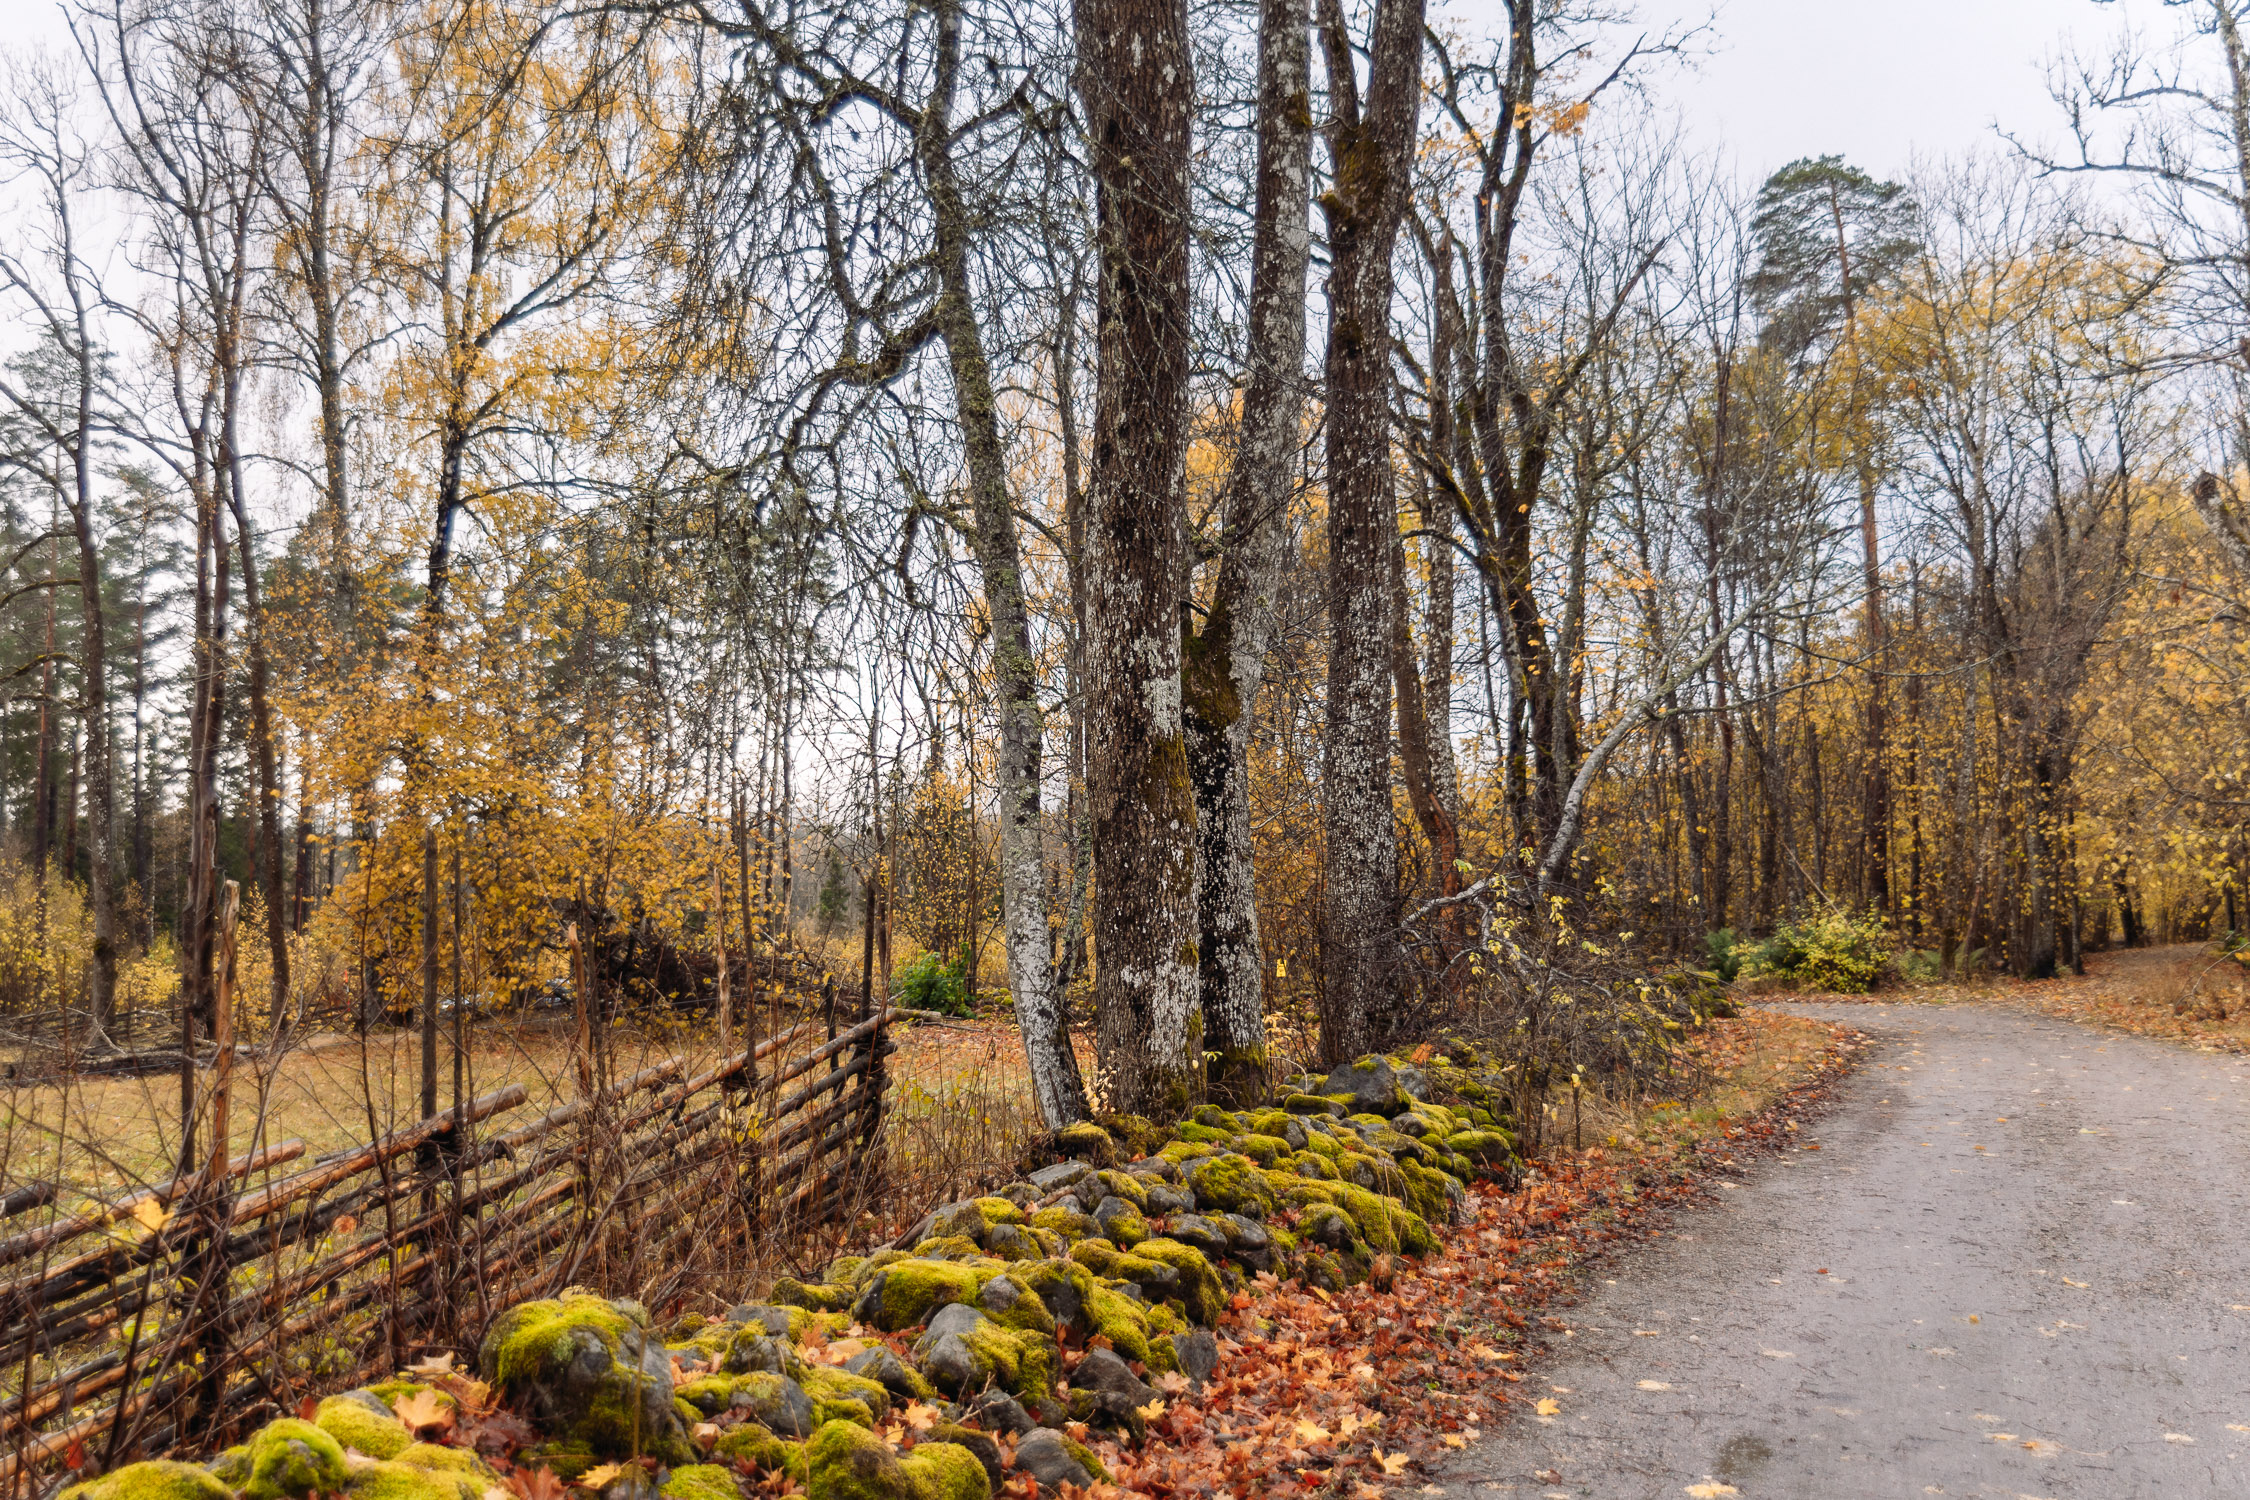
[1523,0,2180,184]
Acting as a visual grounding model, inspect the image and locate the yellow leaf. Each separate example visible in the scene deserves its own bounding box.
[2062,1278,2088,1288]
[575,1465,623,1490]
[902,1402,940,1431]
[1135,1399,1167,1422]
[1534,1398,1560,1417]
[1372,1446,1410,1477]
[393,1389,455,1435]
[1684,1486,1738,1499]
[1637,1380,1671,1391]
[407,1352,458,1378]
[131,1199,168,1234]
[1292,1419,1331,1444]
[1439,1434,1466,1449]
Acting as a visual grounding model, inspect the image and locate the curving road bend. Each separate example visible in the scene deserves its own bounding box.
[1437,998,2250,1499]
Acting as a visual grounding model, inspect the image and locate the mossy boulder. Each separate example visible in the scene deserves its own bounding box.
[1186,1154,1274,1219]
[803,1366,893,1426]
[678,1372,814,1437]
[803,1418,990,1500]
[1090,1196,1150,1247]
[772,1278,855,1314]
[1234,1134,1293,1168]
[851,1260,983,1333]
[479,1294,690,1462]
[910,1303,1055,1400]
[239,1418,347,1500]
[1011,1258,1096,1342]
[909,1235,985,1263]
[342,1461,472,1500]
[1281,1093,1342,1117]
[1012,1429,1110,1490]
[315,1392,414,1460]
[1291,1151,1339,1181]
[658,1464,742,1500]
[63,1460,235,1500]
[1129,1238,1224,1326]
[973,1272,1057,1336]
[1051,1122,1116,1167]
[1028,1204,1095,1239]
[1068,1239,1180,1296]
[711,1424,807,1482]
[1446,1128,1516,1166]
[844,1345,937,1402]
[1170,1121,1236,1146]
[393,1445,492,1484]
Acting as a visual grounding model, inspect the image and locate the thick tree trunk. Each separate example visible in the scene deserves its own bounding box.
[919,0,1090,1129]
[1315,0,1423,1063]
[1077,0,1201,1116]
[1184,0,1311,1108]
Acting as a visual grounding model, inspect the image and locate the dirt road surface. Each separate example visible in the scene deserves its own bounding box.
[1439,998,2250,1498]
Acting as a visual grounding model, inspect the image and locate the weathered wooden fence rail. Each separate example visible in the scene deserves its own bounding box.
[0,993,900,1492]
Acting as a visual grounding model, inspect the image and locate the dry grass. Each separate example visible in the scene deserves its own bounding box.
[1547,1010,1852,1162]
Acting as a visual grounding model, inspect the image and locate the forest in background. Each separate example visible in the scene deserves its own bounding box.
[2,0,2250,1130]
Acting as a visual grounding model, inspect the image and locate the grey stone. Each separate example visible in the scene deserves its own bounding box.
[1217,1212,1270,1251]
[958,1389,1034,1436]
[1302,1203,1357,1250]
[1173,1328,1219,1389]
[984,1223,1041,1261]
[1091,1195,1146,1241]
[1014,1429,1095,1490]
[844,1346,928,1402]
[1143,1182,1195,1215]
[1069,1347,1154,1406]
[1323,1055,1417,1115]
[1165,1214,1230,1257]
[914,1302,999,1396]
[977,1275,1024,1317]
[996,1181,1040,1210]
[1276,1117,1309,1152]
[723,1305,796,1338]
[729,1373,813,1439]
[1027,1161,1095,1193]
[721,1329,795,1376]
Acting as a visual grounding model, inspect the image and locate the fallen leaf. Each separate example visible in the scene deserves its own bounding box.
[1439,1435,1466,1450]
[394,1389,456,1436]
[1292,1420,1331,1444]
[692,1423,721,1448]
[2062,1278,2088,1288]
[1758,1349,1794,1360]
[1372,1446,1409,1477]
[1534,1398,1560,1417]
[131,1199,167,1233]
[575,1466,623,1491]
[1987,1433,2017,1442]
[2164,1433,2195,1444]
[408,1353,459,1378]
[334,1214,359,1235]
[902,1403,940,1431]
[1684,1486,1738,1499]
[507,1467,567,1500]
[1637,1380,1672,1391]
[1135,1400,1166,1423]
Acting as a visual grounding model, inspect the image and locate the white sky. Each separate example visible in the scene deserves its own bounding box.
[1437,0,2186,185]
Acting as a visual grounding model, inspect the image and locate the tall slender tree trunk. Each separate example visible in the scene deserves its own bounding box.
[1183,0,1311,1107]
[1315,0,1423,1062]
[1077,0,1201,1115]
[918,0,1091,1128]
[229,497,291,1022]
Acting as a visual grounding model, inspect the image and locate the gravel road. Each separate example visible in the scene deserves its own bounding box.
[1437,998,2250,1499]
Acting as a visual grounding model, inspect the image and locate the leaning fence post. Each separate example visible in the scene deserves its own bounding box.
[185,882,241,1439]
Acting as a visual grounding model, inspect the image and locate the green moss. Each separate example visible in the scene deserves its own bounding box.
[804,1418,991,1500]
[1317,1183,1391,1253]
[1446,1128,1515,1165]
[826,1255,869,1285]
[63,1460,235,1500]
[1291,1151,1338,1180]
[1129,1238,1224,1326]
[867,1259,984,1331]
[971,1196,1025,1227]
[1186,1154,1275,1219]
[1092,1203,1150,1247]
[1092,1171,1149,1211]
[965,1320,1058,1401]
[773,1278,855,1313]
[1155,1140,1208,1166]
[1186,1104,1236,1130]
[315,1395,413,1460]
[1057,1433,1113,1485]
[1282,1093,1340,1116]
[1028,1205,1094,1238]
[813,1397,877,1429]
[711,1425,806,1482]
[242,1418,348,1500]
[909,1235,985,1262]
[1081,1284,1154,1366]
[481,1294,634,1390]
[1170,1121,1235,1146]
[1053,1121,1116,1166]
[1235,1134,1291,1167]
[1395,1160,1452,1225]
[208,1447,251,1486]
[659,1464,743,1500]
[803,1367,892,1423]
[365,1380,447,1411]
[395,1445,493,1483]
[519,1445,598,1482]
[343,1460,472,1500]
